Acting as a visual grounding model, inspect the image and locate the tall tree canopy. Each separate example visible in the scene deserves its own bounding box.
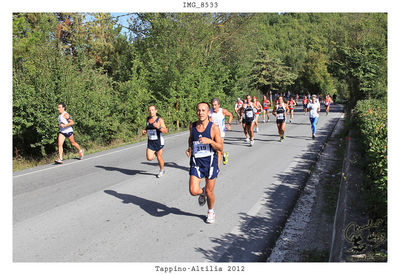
[13,12,387,157]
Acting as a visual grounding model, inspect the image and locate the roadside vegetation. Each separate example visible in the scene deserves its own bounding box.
[13,13,387,173]
[12,12,388,261]
[352,98,387,260]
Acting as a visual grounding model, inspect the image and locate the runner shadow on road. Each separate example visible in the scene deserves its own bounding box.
[284,135,312,140]
[195,116,341,262]
[95,165,156,176]
[195,183,297,262]
[104,190,205,220]
[289,122,310,126]
[141,161,189,172]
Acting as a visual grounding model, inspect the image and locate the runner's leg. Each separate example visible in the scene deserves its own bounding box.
[189,175,203,196]
[146,148,157,161]
[68,134,82,152]
[312,117,318,134]
[205,178,216,210]
[155,148,164,171]
[243,123,248,140]
[282,122,286,137]
[277,123,282,138]
[57,133,66,159]
[255,115,259,132]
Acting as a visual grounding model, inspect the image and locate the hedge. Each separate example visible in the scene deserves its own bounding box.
[353,98,387,217]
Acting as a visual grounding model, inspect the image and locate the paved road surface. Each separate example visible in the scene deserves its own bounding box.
[13,105,343,262]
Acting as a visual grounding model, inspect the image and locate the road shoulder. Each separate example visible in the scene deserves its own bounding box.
[268,114,346,262]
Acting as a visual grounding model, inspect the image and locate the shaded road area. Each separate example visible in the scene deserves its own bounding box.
[13,105,344,262]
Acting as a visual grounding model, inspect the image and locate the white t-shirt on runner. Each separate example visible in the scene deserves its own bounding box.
[210,108,226,138]
[307,102,320,118]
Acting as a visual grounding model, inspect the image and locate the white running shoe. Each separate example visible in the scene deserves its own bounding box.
[156,170,165,178]
[198,187,207,206]
[54,158,63,164]
[250,140,254,146]
[206,211,216,224]
[79,149,84,160]
[245,137,250,143]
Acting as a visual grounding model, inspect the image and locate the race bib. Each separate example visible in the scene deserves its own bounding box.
[277,113,284,119]
[193,141,212,158]
[246,110,254,118]
[147,129,158,140]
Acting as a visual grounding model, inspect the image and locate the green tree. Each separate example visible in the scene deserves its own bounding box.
[250,49,297,94]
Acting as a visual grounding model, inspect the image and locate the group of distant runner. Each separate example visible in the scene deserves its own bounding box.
[54,92,335,224]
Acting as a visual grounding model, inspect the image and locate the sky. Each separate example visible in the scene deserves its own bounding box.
[110,13,135,36]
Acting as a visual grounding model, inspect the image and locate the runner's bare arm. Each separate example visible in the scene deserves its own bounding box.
[142,121,147,135]
[223,109,233,129]
[210,124,223,152]
[198,125,223,152]
[61,113,74,128]
[158,118,168,134]
[272,106,277,116]
[240,106,245,120]
[186,123,193,157]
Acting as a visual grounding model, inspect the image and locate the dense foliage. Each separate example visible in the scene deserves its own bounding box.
[13,12,387,158]
[353,99,387,217]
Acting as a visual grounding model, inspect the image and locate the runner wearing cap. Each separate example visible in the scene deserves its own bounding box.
[306,95,321,139]
[234,98,243,123]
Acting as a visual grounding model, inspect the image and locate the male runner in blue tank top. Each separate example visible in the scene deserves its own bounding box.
[241,94,256,146]
[142,105,168,178]
[186,102,223,224]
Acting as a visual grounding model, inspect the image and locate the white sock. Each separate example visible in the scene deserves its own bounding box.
[208,209,214,213]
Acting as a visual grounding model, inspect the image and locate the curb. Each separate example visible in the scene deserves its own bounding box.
[265,112,344,260]
[329,130,351,262]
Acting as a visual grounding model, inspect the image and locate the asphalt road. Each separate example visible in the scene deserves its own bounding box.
[13,105,343,262]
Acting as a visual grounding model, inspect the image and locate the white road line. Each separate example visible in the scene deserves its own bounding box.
[13,131,189,179]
